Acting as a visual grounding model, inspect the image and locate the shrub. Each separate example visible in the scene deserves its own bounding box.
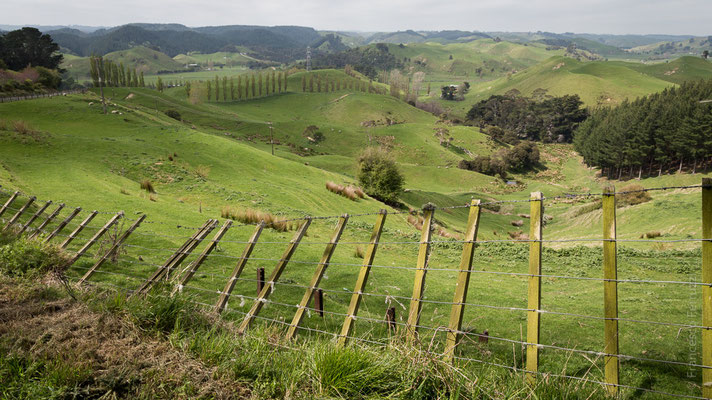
[164,109,181,120]
[140,179,155,193]
[0,237,69,277]
[618,184,652,206]
[357,147,404,204]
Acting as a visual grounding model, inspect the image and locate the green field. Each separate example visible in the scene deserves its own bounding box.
[2,63,712,398]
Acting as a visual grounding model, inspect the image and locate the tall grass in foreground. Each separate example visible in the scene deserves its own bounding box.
[76,285,608,399]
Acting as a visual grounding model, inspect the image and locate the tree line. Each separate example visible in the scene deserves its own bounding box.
[89,56,145,88]
[311,43,403,80]
[300,70,386,95]
[466,90,588,143]
[183,71,289,102]
[574,79,712,178]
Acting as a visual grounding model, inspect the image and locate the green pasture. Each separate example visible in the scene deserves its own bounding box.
[1,82,712,398]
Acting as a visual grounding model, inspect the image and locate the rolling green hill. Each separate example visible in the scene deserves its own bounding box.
[440,56,676,115]
[61,46,187,80]
[384,39,564,87]
[173,51,257,67]
[622,56,712,84]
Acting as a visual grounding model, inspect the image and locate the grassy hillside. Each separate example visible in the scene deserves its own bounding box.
[439,56,675,116]
[62,46,187,80]
[173,51,257,67]
[622,56,712,84]
[2,74,712,398]
[386,40,564,87]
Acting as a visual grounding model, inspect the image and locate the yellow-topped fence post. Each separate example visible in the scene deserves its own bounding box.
[406,204,435,345]
[444,199,481,362]
[338,210,387,346]
[702,178,712,398]
[287,215,349,340]
[602,184,619,396]
[526,192,543,384]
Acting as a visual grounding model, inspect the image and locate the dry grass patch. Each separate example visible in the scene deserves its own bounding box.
[325,181,364,201]
[140,179,155,193]
[221,206,297,232]
[195,165,210,179]
[618,184,652,206]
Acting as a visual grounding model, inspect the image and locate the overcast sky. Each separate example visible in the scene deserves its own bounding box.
[2,0,711,35]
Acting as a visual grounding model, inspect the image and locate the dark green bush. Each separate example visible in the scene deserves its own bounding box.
[164,109,181,121]
[357,147,404,204]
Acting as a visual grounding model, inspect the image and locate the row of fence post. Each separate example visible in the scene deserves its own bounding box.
[2,179,711,398]
[0,89,86,103]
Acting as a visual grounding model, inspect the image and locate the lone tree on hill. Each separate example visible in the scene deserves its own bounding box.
[357,147,405,205]
[0,27,63,71]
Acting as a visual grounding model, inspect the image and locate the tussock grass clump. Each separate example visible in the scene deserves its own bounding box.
[618,184,652,206]
[311,346,400,397]
[325,181,364,201]
[0,119,7,130]
[12,120,33,135]
[643,231,662,239]
[221,206,296,232]
[195,165,210,179]
[140,179,155,193]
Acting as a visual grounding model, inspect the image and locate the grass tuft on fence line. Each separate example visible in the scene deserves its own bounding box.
[221,206,295,232]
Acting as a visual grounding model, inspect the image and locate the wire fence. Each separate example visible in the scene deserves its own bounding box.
[0,89,87,103]
[1,182,711,399]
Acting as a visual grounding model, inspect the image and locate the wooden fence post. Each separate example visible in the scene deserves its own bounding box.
[386,307,396,332]
[338,210,387,346]
[60,210,98,249]
[45,207,81,243]
[287,215,348,340]
[314,289,324,317]
[406,204,435,345]
[18,200,52,235]
[214,223,265,313]
[29,203,64,240]
[0,191,20,219]
[135,219,215,294]
[66,212,123,267]
[174,220,232,293]
[257,267,266,295]
[2,196,36,232]
[602,185,619,395]
[237,218,312,334]
[77,214,146,285]
[702,178,712,398]
[526,192,543,384]
[444,199,482,362]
